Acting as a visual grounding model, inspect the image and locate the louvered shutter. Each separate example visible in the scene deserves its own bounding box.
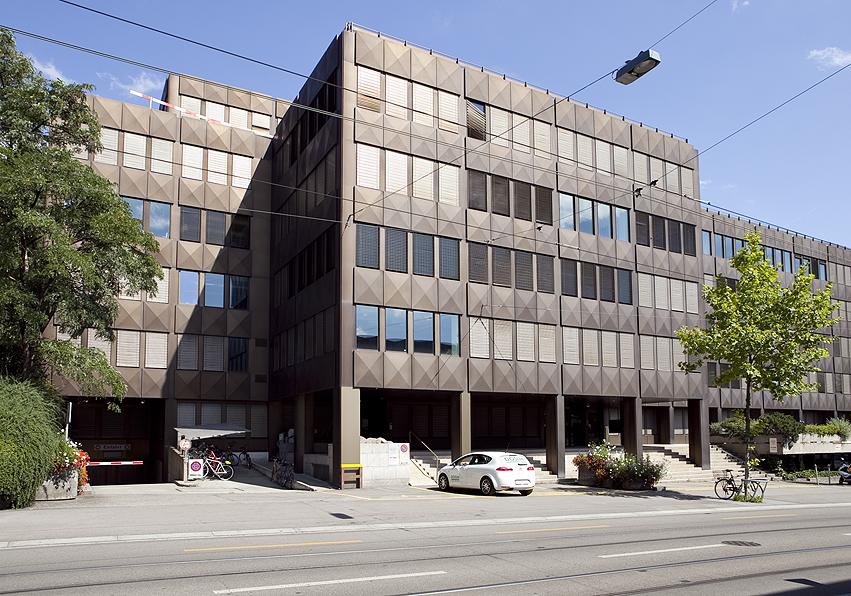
[581,262,597,300]
[438,91,458,132]
[557,128,574,163]
[670,279,684,312]
[492,247,512,287]
[673,340,686,371]
[177,402,196,427]
[490,107,509,147]
[535,187,553,225]
[561,259,578,296]
[563,327,580,364]
[619,333,635,368]
[55,329,81,346]
[385,151,408,194]
[207,150,228,185]
[516,323,535,362]
[148,269,169,303]
[668,220,682,253]
[206,211,226,245]
[357,66,381,112]
[203,336,224,371]
[305,317,315,360]
[638,273,653,308]
[827,373,835,394]
[385,228,407,273]
[250,405,268,438]
[315,313,324,356]
[232,155,252,189]
[666,164,680,194]
[654,276,669,310]
[119,276,140,300]
[286,328,295,366]
[116,330,140,367]
[412,83,434,126]
[515,251,533,291]
[123,132,146,169]
[181,145,203,180]
[88,331,112,362]
[356,224,379,268]
[533,120,550,158]
[439,164,459,206]
[180,207,201,242]
[617,269,633,305]
[492,176,509,216]
[145,332,168,369]
[582,329,599,366]
[515,182,532,221]
[226,405,246,438]
[200,403,220,425]
[412,157,434,200]
[494,320,513,360]
[439,238,460,280]
[650,157,664,186]
[577,134,593,168]
[595,139,611,173]
[229,107,248,129]
[95,128,119,165]
[356,144,380,189]
[468,243,488,283]
[635,153,649,184]
[413,233,433,276]
[685,280,698,312]
[599,266,615,302]
[613,145,628,177]
[151,138,173,175]
[468,170,487,211]
[539,325,556,363]
[682,167,694,198]
[704,273,716,289]
[656,337,672,371]
[513,116,530,153]
[652,216,667,249]
[683,224,697,256]
[537,255,554,294]
[470,318,489,358]
[180,95,201,114]
[636,212,650,246]
[177,334,198,370]
[640,335,655,370]
[252,112,271,130]
[385,75,408,119]
[601,331,618,368]
[844,374,851,395]
[206,102,225,122]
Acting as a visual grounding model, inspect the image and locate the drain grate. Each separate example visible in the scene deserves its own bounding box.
[722,540,761,547]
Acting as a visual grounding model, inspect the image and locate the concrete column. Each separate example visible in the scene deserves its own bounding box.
[688,398,711,469]
[622,397,643,460]
[451,391,471,460]
[294,394,314,474]
[545,394,566,478]
[659,404,675,444]
[333,386,361,488]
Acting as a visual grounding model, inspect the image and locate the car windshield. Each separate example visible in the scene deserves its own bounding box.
[500,455,530,466]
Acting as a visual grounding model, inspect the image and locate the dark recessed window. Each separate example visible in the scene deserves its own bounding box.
[229,276,249,310]
[492,247,512,287]
[206,211,226,245]
[469,242,488,284]
[413,233,433,276]
[537,254,554,294]
[581,262,597,300]
[636,212,650,246]
[385,228,407,273]
[228,337,248,372]
[413,311,434,354]
[535,187,553,226]
[439,237,460,280]
[230,215,251,249]
[180,206,201,243]
[561,259,578,297]
[356,224,379,269]
[514,182,532,221]
[492,176,510,217]
[515,251,533,291]
[468,170,487,212]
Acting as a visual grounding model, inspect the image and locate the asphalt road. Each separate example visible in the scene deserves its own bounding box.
[2,468,851,595]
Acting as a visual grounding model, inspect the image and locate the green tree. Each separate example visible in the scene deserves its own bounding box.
[0,30,162,404]
[676,230,838,497]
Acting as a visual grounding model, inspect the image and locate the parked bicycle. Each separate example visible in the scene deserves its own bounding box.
[203,450,234,481]
[271,459,294,489]
[714,469,767,499]
[237,445,252,469]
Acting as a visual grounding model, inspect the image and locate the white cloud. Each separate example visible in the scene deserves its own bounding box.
[731,0,749,13]
[808,47,851,70]
[722,184,737,191]
[699,179,711,187]
[29,55,74,83]
[97,71,164,97]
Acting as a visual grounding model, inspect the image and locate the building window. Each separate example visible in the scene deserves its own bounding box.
[230,276,249,310]
[515,182,532,221]
[204,273,224,308]
[206,211,226,245]
[492,247,512,287]
[561,259,578,297]
[599,266,615,302]
[385,75,408,120]
[385,228,407,273]
[702,230,712,256]
[181,145,203,180]
[151,138,173,175]
[617,270,633,305]
[356,224,379,269]
[494,320,513,360]
[356,66,381,112]
[177,334,199,370]
[537,254,554,294]
[179,271,199,305]
[466,100,486,140]
[491,176,509,217]
[115,330,140,367]
[356,144,380,189]
[581,262,597,300]
[469,242,488,284]
[180,207,201,243]
[149,202,170,238]
[438,164,460,206]
[439,237,460,280]
[668,220,681,253]
[469,318,489,358]
[468,170,487,212]
[440,314,460,356]
[559,193,574,230]
[412,157,434,200]
[615,207,629,242]
[652,216,667,250]
[517,322,535,361]
[438,91,458,132]
[413,311,434,354]
[356,305,378,350]
[412,83,434,127]
[490,107,509,147]
[230,215,250,249]
[515,251,533,291]
[207,149,227,185]
[148,269,169,304]
[577,198,594,234]
[597,203,612,239]
[228,338,248,372]
[124,197,144,227]
[203,336,224,372]
[413,233,433,276]
[535,187,553,226]
[636,212,650,246]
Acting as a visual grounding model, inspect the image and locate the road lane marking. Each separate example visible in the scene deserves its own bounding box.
[721,514,796,520]
[212,570,446,594]
[599,544,727,558]
[184,540,360,552]
[497,525,609,534]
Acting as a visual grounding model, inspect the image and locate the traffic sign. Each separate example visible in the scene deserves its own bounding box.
[179,438,191,451]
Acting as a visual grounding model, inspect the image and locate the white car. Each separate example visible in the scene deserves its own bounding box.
[437,452,535,496]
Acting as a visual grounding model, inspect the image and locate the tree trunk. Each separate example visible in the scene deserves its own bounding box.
[744,377,752,499]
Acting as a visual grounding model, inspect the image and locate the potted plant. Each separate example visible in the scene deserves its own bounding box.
[35,438,90,501]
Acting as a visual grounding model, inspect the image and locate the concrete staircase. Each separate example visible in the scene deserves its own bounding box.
[410,451,559,485]
[644,444,770,483]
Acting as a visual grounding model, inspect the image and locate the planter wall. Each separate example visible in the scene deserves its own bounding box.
[34,469,78,501]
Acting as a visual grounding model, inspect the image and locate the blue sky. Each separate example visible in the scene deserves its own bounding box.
[5,0,850,247]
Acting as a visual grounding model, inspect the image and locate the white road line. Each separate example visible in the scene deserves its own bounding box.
[212,571,446,594]
[599,543,727,558]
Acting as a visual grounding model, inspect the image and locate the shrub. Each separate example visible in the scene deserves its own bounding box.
[804,423,843,437]
[827,417,851,441]
[709,422,723,435]
[573,441,666,488]
[0,378,61,509]
[753,412,804,446]
[716,410,752,439]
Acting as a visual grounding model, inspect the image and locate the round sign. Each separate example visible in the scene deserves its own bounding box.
[190,461,202,472]
[400,444,408,453]
[179,439,191,451]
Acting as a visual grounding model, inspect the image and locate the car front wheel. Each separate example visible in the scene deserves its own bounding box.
[480,477,495,496]
[438,474,450,491]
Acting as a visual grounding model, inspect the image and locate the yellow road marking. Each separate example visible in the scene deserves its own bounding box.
[721,514,796,520]
[497,525,609,534]
[184,540,361,552]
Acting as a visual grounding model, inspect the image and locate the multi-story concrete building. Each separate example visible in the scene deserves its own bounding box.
[64,24,851,486]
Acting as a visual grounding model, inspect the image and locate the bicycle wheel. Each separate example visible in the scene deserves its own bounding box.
[239,453,249,467]
[715,478,735,499]
[219,464,234,481]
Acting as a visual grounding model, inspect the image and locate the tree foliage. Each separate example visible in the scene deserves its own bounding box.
[0,30,162,400]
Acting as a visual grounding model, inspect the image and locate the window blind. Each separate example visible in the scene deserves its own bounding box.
[468,170,487,211]
[385,150,408,194]
[666,165,680,194]
[180,95,201,114]
[533,120,550,158]
[494,320,513,360]
[562,327,581,365]
[668,220,682,253]
[177,334,199,370]
[116,330,140,368]
[492,247,512,287]
[356,224,379,268]
[516,323,535,362]
[656,337,672,371]
[94,128,119,165]
[639,335,655,370]
[638,273,653,308]
[87,331,111,362]
[470,318,489,358]
[635,153,649,184]
[650,157,664,186]
[206,211,226,245]
[357,66,381,112]
[181,145,203,180]
[595,139,611,173]
[203,336,224,371]
[177,402,196,427]
[145,332,168,369]
[252,112,271,130]
[491,176,509,216]
[250,405,268,438]
[599,266,615,302]
[226,405,246,436]
[617,269,632,304]
[537,254,554,294]
[582,329,599,366]
[439,237,460,280]
[206,102,225,122]
[413,233,433,276]
[670,279,684,312]
[539,325,556,363]
[201,403,221,425]
[229,108,248,129]
[180,206,201,243]
[535,187,553,225]
[619,333,635,368]
[412,157,434,200]
[385,75,408,119]
[438,164,459,206]
[515,251,533,291]
[613,145,628,177]
[557,128,574,163]
[232,155,252,189]
[513,116,530,153]
[577,134,593,169]
[385,228,407,273]
[682,167,694,198]
[489,107,508,147]
[438,91,458,132]
[123,132,146,169]
[561,259,578,296]
[581,262,597,300]
[654,276,669,310]
[412,83,434,126]
[652,216,667,249]
[356,144,380,190]
[515,182,532,221]
[601,331,618,367]
[151,138,173,175]
[468,242,488,283]
[148,269,169,303]
[207,150,228,185]
[636,212,650,246]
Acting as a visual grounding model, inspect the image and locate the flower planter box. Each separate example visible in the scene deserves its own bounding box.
[577,464,598,487]
[34,469,78,501]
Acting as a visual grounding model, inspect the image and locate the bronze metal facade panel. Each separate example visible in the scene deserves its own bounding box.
[411,275,438,312]
[354,350,383,387]
[122,103,149,135]
[465,138,488,172]
[354,110,383,146]
[490,76,510,110]
[142,368,169,398]
[93,96,122,129]
[226,373,250,400]
[612,118,630,148]
[561,296,581,327]
[177,241,204,271]
[178,178,204,208]
[516,361,538,393]
[384,352,412,389]
[438,279,464,314]
[594,111,612,142]
[640,370,657,398]
[227,88,251,110]
[354,187,383,225]
[531,90,553,124]
[510,81,532,117]
[601,366,620,396]
[438,355,465,391]
[384,193,410,229]
[384,271,412,309]
[536,293,558,326]
[436,204,464,238]
[206,122,230,152]
[412,355,438,390]
[491,286,513,320]
[354,268,383,305]
[355,30,383,70]
[383,38,410,78]
[539,363,560,394]
[116,300,144,330]
[180,117,206,147]
[583,366,602,396]
[464,68,488,104]
[435,56,463,95]
[201,308,227,336]
[91,162,120,185]
[410,47,437,87]
[144,303,173,333]
[515,289,537,322]
[147,172,176,203]
[119,167,147,198]
[563,365,583,394]
[201,372,227,399]
[149,109,179,141]
[468,359,493,392]
[178,76,204,98]
[384,123,411,154]
[492,360,516,393]
[174,370,201,399]
[620,368,639,396]
[120,368,142,398]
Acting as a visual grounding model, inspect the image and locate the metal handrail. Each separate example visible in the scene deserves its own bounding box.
[408,431,442,480]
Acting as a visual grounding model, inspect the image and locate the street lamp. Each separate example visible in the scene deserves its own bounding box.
[614,49,661,85]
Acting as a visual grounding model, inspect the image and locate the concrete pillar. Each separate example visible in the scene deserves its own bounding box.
[294,394,314,474]
[545,394,565,478]
[659,404,675,444]
[333,386,361,488]
[451,391,471,460]
[622,397,643,460]
[688,398,711,469]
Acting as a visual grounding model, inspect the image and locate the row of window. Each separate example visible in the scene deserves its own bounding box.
[273,228,336,304]
[635,212,697,256]
[355,306,461,356]
[179,95,273,132]
[561,260,632,304]
[272,307,336,370]
[178,206,250,248]
[355,224,461,280]
[176,401,267,438]
[278,70,338,171]
[637,273,701,314]
[180,144,253,189]
[276,149,337,239]
[559,193,630,241]
[356,144,460,206]
[466,243,553,292]
[105,330,249,372]
[468,170,554,225]
[174,271,249,309]
[93,129,174,174]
